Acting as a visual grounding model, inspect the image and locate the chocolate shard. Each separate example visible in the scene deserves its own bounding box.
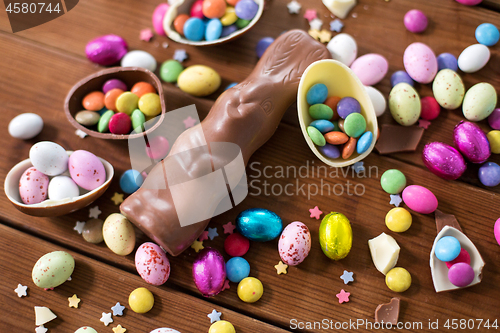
[375,297,400,325]
[435,209,462,234]
[375,124,424,155]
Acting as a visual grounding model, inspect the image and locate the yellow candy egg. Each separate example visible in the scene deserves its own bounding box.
[318,212,352,260]
[209,320,236,333]
[220,7,237,26]
[138,93,162,117]
[178,65,221,97]
[129,287,154,313]
[385,207,412,232]
[487,130,500,154]
[237,277,263,303]
[116,91,139,115]
[385,267,411,292]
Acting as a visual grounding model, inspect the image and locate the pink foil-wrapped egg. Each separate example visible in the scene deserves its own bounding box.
[422,142,466,180]
[68,150,106,191]
[193,247,226,297]
[19,167,49,204]
[135,242,171,285]
[453,121,491,163]
[278,222,311,266]
[152,3,170,35]
[85,34,128,66]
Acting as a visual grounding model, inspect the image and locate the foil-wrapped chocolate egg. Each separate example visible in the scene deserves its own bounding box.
[192,247,226,297]
[319,212,352,260]
[454,121,491,163]
[85,35,128,66]
[236,208,282,242]
[422,142,467,180]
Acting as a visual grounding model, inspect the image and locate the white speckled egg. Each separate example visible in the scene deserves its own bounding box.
[432,69,465,109]
[121,50,157,72]
[19,167,49,204]
[32,251,75,289]
[103,213,136,256]
[149,329,181,333]
[365,86,387,117]
[68,150,106,191]
[29,142,68,176]
[135,242,170,285]
[326,33,358,66]
[8,113,43,139]
[48,176,80,201]
[463,83,497,121]
[389,83,421,126]
[278,221,311,266]
[403,42,438,84]
[458,44,490,73]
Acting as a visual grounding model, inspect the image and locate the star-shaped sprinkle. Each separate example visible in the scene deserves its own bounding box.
[340,270,354,284]
[67,276,72,281]
[352,12,358,18]
[353,161,365,174]
[330,19,344,32]
[308,29,321,40]
[74,221,85,234]
[68,294,81,308]
[222,279,230,291]
[198,231,209,242]
[191,240,204,252]
[35,326,48,333]
[309,18,323,31]
[336,289,350,303]
[183,116,197,129]
[15,284,27,297]
[173,49,188,63]
[112,324,127,333]
[207,227,219,240]
[162,42,169,48]
[100,312,113,326]
[75,129,87,138]
[318,29,332,43]
[89,206,101,219]
[223,222,236,234]
[303,9,317,21]
[309,206,322,219]
[275,261,288,274]
[390,194,402,207]
[207,309,222,323]
[111,302,125,316]
[418,119,431,129]
[111,192,124,205]
[140,28,154,42]
[287,0,301,14]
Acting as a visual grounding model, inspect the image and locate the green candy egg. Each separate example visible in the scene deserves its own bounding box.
[309,104,333,120]
[131,109,146,133]
[160,60,184,83]
[307,126,326,146]
[343,113,366,138]
[319,212,352,260]
[389,83,421,126]
[32,251,75,289]
[98,110,114,133]
[236,18,251,28]
[463,82,497,121]
[75,328,98,333]
[380,169,406,194]
[432,69,465,110]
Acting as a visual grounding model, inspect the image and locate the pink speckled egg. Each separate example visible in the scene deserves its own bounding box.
[152,3,170,35]
[68,150,106,191]
[135,242,171,286]
[278,221,311,266]
[402,185,438,214]
[19,167,49,204]
[350,53,388,86]
[403,42,438,84]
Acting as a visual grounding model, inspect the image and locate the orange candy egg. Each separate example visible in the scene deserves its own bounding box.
[174,14,190,35]
[104,88,124,112]
[131,82,156,98]
[226,0,240,6]
[203,0,226,19]
[82,91,104,111]
[323,96,341,121]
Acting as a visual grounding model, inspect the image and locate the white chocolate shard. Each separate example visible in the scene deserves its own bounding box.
[34,306,57,326]
[368,232,400,275]
[322,0,357,19]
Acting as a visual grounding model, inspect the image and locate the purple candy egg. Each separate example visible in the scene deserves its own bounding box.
[390,70,414,87]
[453,121,491,163]
[337,97,361,119]
[256,37,274,58]
[192,247,226,297]
[102,79,127,94]
[235,0,259,20]
[404,9,428,33]
[318,144,340,159]
[488,108,500,130]
[437,53,458,72]
[85,34,128,66]
[221,24,238,37]
[422,142,466,180]
[448,262,475,287]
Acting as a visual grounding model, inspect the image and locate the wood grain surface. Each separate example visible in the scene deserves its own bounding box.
[0,0,499,332]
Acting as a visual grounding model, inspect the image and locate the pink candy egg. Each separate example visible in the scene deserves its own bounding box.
[19,167,49,205]
[278,222,311,266]
[448,262,474,287]
[135,242,171,285]
[152,3,170,35]
[453,121,491,164]
[494,218,500,246]
[190,0,205,18]
[422,142,466,180]
[85,34,128,66]
[403,42,438,84]
[193,247,226,297]
[455,0,482,5]
[146,136,170,160]
[109,113,132,135]
[350,53,388,86]
[402,185,438,214]
[404,9,428,33]
[68,150,106,191]
[445,248,471,269]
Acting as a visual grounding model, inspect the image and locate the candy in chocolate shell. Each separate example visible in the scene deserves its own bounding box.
[192,247,226,297]
[453,121,491,163]
[422,142,466,180]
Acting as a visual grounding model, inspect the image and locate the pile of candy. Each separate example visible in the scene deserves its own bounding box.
[434,236,474,287]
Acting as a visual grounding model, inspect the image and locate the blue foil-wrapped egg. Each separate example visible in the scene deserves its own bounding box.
[236,208,283,242]
[192,247,226,297]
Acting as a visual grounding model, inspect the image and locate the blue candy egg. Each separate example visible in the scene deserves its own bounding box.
[390,70,414,87]
[478,162,500,187]
[310,119,335,133]
[318,143,340,159]
[225,82,238,90]
[221,24,237,37]
[205,19,223,41]
[435,236,461,262]
[306,83,328,105]
[236,208,282,242]
[475,23,499,46]
[120,169,144,194]
[256,37,274,58]
[184,17,205,41]
[226,257,250,283]
[356,131,373,154]
[437,53,458,72]
[235,0,259,20]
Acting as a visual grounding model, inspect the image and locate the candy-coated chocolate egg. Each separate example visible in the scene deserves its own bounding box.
[309,104,333,120]
[75,328,98,333]
[306,83,328,105]
[337,97,360,119]
[68,150,106,191]
[178,65,221,97]
[422,142,466,180]
[173,13,190,35]
[224,232,250,256]
[403,42,438,84]
[235,0,258,20]
[310,119,336,133]
[494,218,500,246]
[184,17,205,41]
[103,79,127,94]
[404,9,428,33]
[453,121,491,163]
[456,0,482,5]
[98,110,114,133]
[131,82,157,98]
[206,19,223,41]
[319,144,341,159]
[236,208,283,242]
[402,185,438,214]
[445,248,471,269]
[75,110,100,126]
[319,212,352,260]
[29,141,68,176]
[365,86,386,117]
[256,36,273,57]
[278,221,311,266]
[19,167,49,205]
[104,88,124,111]
[226,257,250,283]
[478,162,500,187]
[343,113,366,138]
[152,3,170,35]
[109,112,132,134]
[121,50,157,72]
[462,83,497,121]
[350,53,388,86]
[342,137,356,159]
[135,242,170,285]
[203,0,226,18]
[475,23,499,46]
[237,277,263,303]
[82,91,104,111]
[32,251,75,289]
[307,126,326,146]
[385,267,411,292]
[326,33,357,66]
[420,96,441,120]
[487,130,500,154]
[209,320,236,333]
[48,176,80,200]
[458,44,490,73]
[120,169,144,194]
[138,93,162,117]
[435,236,461,262]
[103,213,136,256]
[390,70,414,87]
[116,91,139,115]
[380,169,406,194]
[160,60,184,83]
[190,0,204,18]
[8,113,43,139]
[150,329,181,333]
[432,69,465,110]
[389,83,421,126]
[82,218,104,244]
[129,287,154,313]
[131,109,146,133]
[85,34,128,66]
[448,262,474,287]
[356,131,373,154]
[193,247,226,297]
[385,207,412,232]
[146,136,170,160]
[437,53,458,72]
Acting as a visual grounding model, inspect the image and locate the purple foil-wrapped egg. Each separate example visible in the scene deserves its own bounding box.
[423,142,467,180]
[192,247,226,297]
[453,121,491,163]
[85,35,128,66]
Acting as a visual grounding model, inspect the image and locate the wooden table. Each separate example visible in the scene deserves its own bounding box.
[1,0,500,332]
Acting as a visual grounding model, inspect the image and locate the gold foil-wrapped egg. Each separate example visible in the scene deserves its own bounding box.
[319,212,353,260]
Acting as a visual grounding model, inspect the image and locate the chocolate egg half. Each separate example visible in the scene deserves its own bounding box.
[454,121,490,163]
[423,142,466,180]
[85,34,128,66]
[192,247,226,297]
